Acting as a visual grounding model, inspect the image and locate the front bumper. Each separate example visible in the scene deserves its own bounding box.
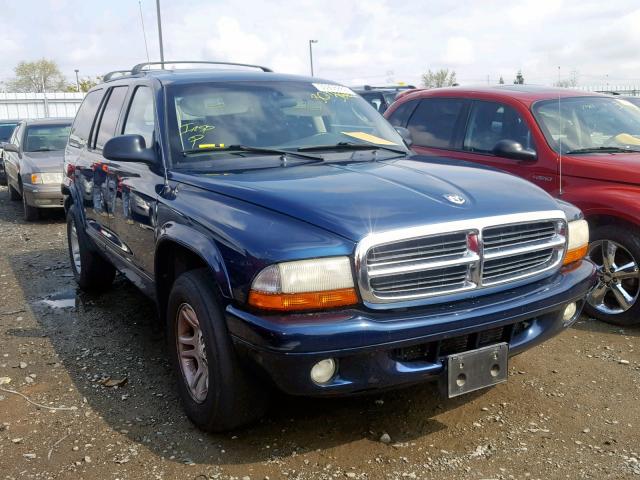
[22,183,64,208]
[226,260,596,396]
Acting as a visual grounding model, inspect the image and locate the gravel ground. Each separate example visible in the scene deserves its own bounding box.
[0,185,639,480]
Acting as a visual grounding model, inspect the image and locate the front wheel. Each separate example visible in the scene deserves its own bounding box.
[585,224,640,325]
[8,182,20,201]
[167,268,269,432]
[22,193,39,221]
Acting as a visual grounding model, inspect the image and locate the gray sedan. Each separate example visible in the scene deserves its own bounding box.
[4,119,71,221]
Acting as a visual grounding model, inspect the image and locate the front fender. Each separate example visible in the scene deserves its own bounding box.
[156,221,233,299]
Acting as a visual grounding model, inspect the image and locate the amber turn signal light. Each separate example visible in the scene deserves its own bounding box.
[248,288,358,312]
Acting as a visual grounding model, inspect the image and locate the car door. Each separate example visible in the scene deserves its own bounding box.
[4,122,24,191]
[107,84,162,279]
[83,85,129,246]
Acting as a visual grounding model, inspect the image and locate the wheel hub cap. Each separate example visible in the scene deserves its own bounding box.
[587,239,640,315]
[176,303,209,403]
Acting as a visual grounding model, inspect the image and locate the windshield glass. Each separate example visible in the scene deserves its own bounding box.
[167,81,406,166]
[24,124,71,152]
[532,96,640,153]
[0,123,17,142]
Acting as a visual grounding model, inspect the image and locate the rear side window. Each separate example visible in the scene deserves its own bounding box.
[463,101,534,153]
[123,86,155,147]
[407,98,466,148]
[69,89,104,148]
[94,86,128,150]
[387,99,419,127]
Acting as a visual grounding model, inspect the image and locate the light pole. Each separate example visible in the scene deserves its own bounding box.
[156,0,165,68]
[309,39,318,76]
[74,69,80,92]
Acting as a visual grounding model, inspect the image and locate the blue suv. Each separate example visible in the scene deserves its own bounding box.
[62,61,595,431]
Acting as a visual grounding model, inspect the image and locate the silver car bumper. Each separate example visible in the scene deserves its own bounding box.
[22,183,64,208]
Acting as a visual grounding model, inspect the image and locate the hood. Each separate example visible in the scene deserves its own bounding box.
[178,155,562,241]
[21,151,64,172]
[564,153,640,185]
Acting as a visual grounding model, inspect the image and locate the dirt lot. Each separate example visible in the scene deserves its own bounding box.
[0,186,639,480]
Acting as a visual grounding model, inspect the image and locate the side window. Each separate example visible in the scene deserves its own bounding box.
[463,101,534,154]
[94,86,129,150]
[69,89,104,148]
[387,99,419,127]
[407,98,466,148]
[123,86,155,147]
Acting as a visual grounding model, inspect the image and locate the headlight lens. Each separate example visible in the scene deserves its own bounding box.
[248,256,358,311]
[563,219,589,265]
[31,172,63,184]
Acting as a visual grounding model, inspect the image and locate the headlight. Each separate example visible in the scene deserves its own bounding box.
[248,256,358,311]
[563,219,589,265]
[31,172,63,184]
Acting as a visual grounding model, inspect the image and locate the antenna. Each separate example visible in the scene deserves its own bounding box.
[558,93,563,196]
[138,1,151,64]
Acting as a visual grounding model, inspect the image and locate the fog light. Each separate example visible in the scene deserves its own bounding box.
[310,358,336,384]
[562,302,577,322]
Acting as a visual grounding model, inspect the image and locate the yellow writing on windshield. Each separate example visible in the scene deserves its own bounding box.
[311,91,354,103]
[180,123,216,148]
[341,131,398,146]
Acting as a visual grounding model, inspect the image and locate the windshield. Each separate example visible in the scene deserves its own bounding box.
[167,81,406,166]
[0,123,17,142]
[24,124,71,152]
[532,96,640,153]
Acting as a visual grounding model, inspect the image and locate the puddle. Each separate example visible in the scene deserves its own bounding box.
[39,290,78,310]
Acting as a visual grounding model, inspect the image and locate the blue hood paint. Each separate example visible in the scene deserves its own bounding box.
[176,155,560,241]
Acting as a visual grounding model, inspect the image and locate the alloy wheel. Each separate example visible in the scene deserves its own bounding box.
[587,239,640,315]
[176,303,209,403]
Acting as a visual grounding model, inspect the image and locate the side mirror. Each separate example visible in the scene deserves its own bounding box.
[3,143,19,153]
[492,139,537,161]
[103,135,156,164]
[395,126,413,147]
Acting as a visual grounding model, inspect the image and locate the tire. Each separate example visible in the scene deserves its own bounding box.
[22,193,39,221]
[584,224,640,326]
[8,182,20,201]
[66,205,116,291]
[167,268,269,432]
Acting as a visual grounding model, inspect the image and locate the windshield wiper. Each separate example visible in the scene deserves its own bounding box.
[297,142,407,155]
[566,146,640,154]
[181,144,323,160]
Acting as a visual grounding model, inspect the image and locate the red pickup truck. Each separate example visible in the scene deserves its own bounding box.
[386,86,640,326]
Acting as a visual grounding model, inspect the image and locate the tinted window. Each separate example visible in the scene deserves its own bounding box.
[464,101,534,153]
[69,89,104,147]
[0,123,17,142]
[24,124,71,152]
[123,86,155,147]
[95,86,128,149]
[360,92,385,112]
[387,99,419,127]
[408,98,465,148]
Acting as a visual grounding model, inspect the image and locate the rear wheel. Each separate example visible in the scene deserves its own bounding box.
[66,205,116,291]
[167,268,269,432]
[585,224,640,325]
[22,192,39,221]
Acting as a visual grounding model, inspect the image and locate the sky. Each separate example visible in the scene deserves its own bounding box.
[1,0,639,89]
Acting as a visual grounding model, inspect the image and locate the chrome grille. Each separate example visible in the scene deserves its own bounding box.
[356,211,567,305]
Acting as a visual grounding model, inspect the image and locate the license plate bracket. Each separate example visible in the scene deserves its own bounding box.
[443,342,508,398]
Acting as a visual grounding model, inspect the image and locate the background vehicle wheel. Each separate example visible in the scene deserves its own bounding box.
[22,193,39,221]
[167,268,269,432]
[585,224,640,326]
[66,205,116,291]
[8,183,20,201]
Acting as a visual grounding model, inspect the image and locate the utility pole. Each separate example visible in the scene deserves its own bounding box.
[74,69,80,92]
[156,0,165,68]
[309,39,318,76]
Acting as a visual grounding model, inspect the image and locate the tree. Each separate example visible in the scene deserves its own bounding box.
[554,70,578,88]
[513,70,525,85]
[6,59,67,92]
[421,69,457,89]
[498,76,505,85]
[64,76,102,93]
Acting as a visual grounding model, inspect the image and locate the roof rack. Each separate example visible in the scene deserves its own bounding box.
[103,70,133,82]
[362,84,416,91]
[130,61,273,75]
